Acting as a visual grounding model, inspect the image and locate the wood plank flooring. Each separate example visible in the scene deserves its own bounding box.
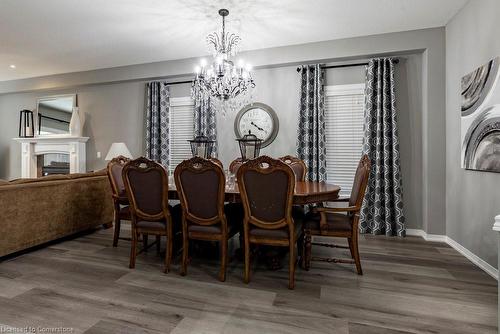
[0,224,497,333]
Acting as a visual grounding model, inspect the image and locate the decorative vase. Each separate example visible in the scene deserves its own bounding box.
[69,107,83,137]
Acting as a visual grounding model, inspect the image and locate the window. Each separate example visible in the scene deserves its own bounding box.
[324,84,365,197]
[169,97,194,173]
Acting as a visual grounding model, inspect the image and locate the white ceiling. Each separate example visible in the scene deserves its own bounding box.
[0,0,467,81]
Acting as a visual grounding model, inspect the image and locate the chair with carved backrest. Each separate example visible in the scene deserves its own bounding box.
[122,157,175,273]
[237,155,300,289]
[174,157,238,281]
[279,155,308,221]
[106,155,131,247]
[229,158,244,174]
[209,157,223,170]
[278,155,307,181]
[302,154,371,275]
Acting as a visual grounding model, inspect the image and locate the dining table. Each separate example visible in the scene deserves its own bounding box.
[168,180,341,204]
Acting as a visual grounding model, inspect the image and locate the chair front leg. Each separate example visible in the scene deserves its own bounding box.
[113,218,121,247]
[165,219,173,274]
[347,237,355,259]
[304,230,312,271]
[351,216,363,275]
[112,203,121,247]
[129,220,138,269]
[219,235,228,282]
[180,217,188,276]
[288,240,296,290]
[243,224,251,284]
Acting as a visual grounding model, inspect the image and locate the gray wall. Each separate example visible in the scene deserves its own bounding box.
[446,0,500,268]
[0,28,442,234]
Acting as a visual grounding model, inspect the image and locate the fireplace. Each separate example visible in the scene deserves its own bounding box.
[14,136,89,178]
[37,153,70,177]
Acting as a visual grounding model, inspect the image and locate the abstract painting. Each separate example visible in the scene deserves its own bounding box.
[461,56,500,172]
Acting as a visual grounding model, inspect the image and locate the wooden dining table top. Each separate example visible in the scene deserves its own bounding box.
[168,180,341,205]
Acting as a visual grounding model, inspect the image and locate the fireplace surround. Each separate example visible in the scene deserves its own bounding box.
[14,136,89,178]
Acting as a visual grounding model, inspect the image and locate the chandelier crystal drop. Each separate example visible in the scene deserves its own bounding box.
[191,9,255,115]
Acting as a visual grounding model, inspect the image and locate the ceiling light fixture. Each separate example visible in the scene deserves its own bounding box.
[9,64,16,69]
[191,9,255,115]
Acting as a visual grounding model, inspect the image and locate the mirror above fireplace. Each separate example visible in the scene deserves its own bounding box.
[36,94,76,136]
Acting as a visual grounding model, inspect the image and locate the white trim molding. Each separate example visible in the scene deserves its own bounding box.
[13,136,89,178]
[406,229,447,242]
[406,229,499,280]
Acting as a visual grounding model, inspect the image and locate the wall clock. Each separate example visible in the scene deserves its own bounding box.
[234,102,279,148]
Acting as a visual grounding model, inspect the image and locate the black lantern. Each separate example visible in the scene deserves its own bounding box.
[188,135,215,159]
[237,131,262,161]
[19,109,35,138]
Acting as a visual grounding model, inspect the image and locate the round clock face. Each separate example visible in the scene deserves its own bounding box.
[234,103,279,148]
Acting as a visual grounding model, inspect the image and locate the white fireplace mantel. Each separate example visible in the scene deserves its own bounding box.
[13,136,89,178]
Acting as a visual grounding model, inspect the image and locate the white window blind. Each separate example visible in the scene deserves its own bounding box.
[169,97,194,173]
[325,84,365,197]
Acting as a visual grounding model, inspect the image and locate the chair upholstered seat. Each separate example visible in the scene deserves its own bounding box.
[250,221,302,239]
[136,220,166,229]
[304,212,352,232]
[188,224,221,234]
[187,223,236,234]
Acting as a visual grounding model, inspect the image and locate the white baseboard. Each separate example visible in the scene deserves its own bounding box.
[406,229,447,242]
[406,229,499,280]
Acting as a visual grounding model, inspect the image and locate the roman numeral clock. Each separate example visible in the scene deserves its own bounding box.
[234,102,279,148]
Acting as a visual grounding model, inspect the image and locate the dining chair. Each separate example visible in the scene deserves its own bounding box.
[174,157,238,281]
[229,158,244,174]
[209,157,223,169]
[122,157,176,273]
[237,155,300,289]
[278,155,307,181]
[278,155,308,220]
[106,155,131,247]
[302,155,371,275]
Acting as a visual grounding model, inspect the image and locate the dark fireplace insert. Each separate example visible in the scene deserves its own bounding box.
[37,153,70,177]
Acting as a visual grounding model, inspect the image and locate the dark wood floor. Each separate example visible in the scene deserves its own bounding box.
[0,224,497,333]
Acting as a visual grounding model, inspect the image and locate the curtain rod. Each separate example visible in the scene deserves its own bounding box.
[296,59,399,72]
[162,80,192,86]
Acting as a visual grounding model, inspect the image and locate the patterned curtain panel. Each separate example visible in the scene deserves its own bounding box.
[360,58,405,237]
[296,64,327,182]
[145,81,170,167]
[193,96,218,156]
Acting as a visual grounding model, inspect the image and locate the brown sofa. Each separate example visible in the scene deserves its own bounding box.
[0,170,114,257]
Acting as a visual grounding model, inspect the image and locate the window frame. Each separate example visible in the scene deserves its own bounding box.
[324,83,366,197]
[169,96,194,174]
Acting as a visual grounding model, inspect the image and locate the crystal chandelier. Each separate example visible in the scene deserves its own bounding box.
[191,9,255,113]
